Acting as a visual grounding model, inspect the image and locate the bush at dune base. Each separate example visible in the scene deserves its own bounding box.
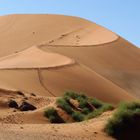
[44,107,65,123]
[105,101,140,139]
[44,91,114,123]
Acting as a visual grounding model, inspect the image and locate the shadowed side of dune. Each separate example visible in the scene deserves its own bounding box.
[0,64,135,104]
[40,64,135,104]
[42,37,140,98]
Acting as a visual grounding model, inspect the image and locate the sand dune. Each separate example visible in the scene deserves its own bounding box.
[0,64,134,103]
[46,24,118,46]
[0,46,74,69]
[0,88,55,123]
[42,37,140,98]
[0,14,139,140]
[0,70,48,95]
[0,14,117,57]
[40,64,135,103]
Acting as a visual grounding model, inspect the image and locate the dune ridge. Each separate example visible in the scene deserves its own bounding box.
[0,46,75,69]
[41,37,140,98]
[0,14,118,57]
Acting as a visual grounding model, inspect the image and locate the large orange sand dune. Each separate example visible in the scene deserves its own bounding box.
[0,14,139,140]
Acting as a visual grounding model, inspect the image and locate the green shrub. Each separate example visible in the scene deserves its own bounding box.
[62,92,114,121]
[64,91,87,100]
[64,91,79,99]
[44,107,65,123]
[44,107,56,118]
[101,103,114,111]
[79,98,88,108]
[63,95,71,102]
[90,98,104,108]
[72,111,85,122]
[45,92,114,124]
[82,107,91,115]
[76,94,87,101]
[105,101,140,139]
[86,109,102,119]
[56,98,73,114]
[86,103,114,119]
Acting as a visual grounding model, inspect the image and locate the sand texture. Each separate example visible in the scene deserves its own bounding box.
[0,14,139,140]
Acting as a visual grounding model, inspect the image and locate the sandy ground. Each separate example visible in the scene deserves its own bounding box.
[0,88,115,140]
[0,111,114,140]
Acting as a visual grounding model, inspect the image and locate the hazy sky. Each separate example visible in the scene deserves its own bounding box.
[0,0,139,47]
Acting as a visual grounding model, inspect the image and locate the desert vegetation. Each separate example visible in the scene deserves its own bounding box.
[44,107,65,123]
[105,101,140,140]
[44,91,114,123]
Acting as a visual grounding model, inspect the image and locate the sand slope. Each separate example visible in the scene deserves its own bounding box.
[0,111,115,140]
[0,14,139,140]
[42,37,140,98]
[0,64,134,103]
[0,46,74,69]
[40,64,135,103]
[0,14,117,57]
[0,70,48,95]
